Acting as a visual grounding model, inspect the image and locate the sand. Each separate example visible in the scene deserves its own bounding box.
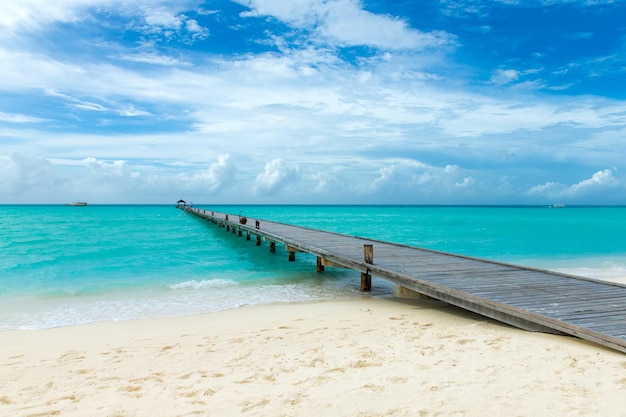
[1,296,626,417]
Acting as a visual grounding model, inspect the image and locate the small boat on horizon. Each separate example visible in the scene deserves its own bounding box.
[67,201,88,206]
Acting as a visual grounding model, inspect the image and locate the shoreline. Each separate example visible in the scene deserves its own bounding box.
[2,296,626,416]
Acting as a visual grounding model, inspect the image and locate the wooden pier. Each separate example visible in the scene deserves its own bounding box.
[182,206,626,354]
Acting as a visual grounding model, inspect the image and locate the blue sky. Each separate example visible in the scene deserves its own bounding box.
[1,0,625,204]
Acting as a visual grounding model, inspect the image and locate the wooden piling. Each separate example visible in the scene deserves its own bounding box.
[316,256,325,273]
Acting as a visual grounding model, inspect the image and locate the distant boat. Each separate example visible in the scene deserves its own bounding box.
[67,201,88,206]
[551,203,566,208]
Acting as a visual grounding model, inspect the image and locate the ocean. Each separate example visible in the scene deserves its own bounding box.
[1,204,626,330]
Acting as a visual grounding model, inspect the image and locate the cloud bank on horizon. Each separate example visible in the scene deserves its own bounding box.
[1,0,625,204]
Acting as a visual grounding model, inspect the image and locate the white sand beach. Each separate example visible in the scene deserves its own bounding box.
[2,296,626,417]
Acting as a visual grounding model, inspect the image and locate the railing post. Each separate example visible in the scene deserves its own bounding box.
[361,244,373,291]
[364,244,373,264]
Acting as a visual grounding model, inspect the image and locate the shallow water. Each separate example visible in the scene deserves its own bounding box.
[1,204,625,329]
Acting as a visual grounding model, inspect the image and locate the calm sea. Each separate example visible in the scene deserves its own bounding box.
[1,205,625,330]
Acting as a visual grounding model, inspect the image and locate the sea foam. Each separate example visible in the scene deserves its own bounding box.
[169,279,239,290]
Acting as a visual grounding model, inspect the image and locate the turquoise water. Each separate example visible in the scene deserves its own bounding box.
[1,205,625,330]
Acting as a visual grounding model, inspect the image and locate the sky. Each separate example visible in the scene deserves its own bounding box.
[1,0,625,205]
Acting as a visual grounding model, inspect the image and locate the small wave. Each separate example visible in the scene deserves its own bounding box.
[556,265,626,284]
[168,279,239,290]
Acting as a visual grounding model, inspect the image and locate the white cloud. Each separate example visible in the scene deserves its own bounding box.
[253,159,300,196]
[236,0,454,50]
[0,112,46,123]
[527,169,622,202]
[187,154,236,194]
[0,0,208,43]
[0,153,238,204]
[570,169,619,193]
[184,19,209,39]
[115,52,191,66]
[141,6,185,29]
[83,157,132,176]
[527,181,562,195]
[0,0,92,33]
[119,105,152,117]
[364,160,486,203]
[0,154,62,201]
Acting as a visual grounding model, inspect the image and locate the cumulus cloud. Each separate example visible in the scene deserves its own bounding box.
[364,160,484,203]
[527,181,562,196]
[570,169,619,193]
[253,159,300,196]
[0,153,59,195]
[0,153,238,204]
[187,153,236,194]
[83,157,134,176]
[527,169,622,202]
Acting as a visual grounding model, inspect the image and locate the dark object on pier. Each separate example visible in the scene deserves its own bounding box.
[239,216,248,225]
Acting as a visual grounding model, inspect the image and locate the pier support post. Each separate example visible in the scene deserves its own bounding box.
[286,245,297,261]
[270,241,276,253]
[316,256,325,273]
[256,235,262,246]
[246,231,251,240]
[361,244,373,291]
[238,228,242,236]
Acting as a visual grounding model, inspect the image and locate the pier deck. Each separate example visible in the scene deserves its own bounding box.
[183,207,626,354]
